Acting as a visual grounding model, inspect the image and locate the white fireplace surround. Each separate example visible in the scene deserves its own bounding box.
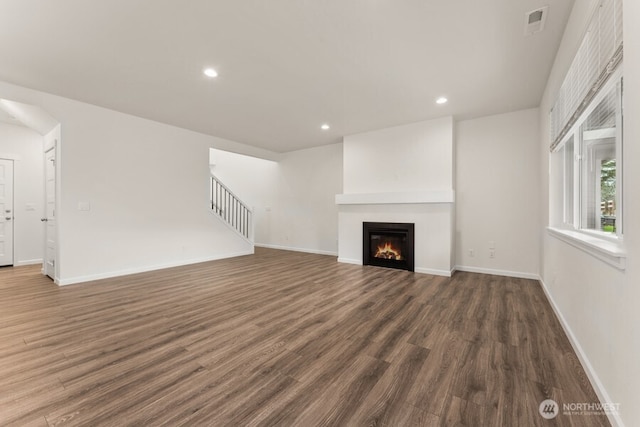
[336,200,455,276]
[336,116,455,276]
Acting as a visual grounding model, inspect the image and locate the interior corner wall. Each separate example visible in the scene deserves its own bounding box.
[0,123,44,265]
[209,148,280,245]
[455,108,540,278]
[538,1,640,425]
[268,143,343,255]
[210,143,343,256]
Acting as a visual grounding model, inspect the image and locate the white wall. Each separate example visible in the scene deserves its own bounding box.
[0,80,280,284]
[268,143,343,255]
[456,108,540,278]
[0,123,44,265]
[621,1,640,423]
[57,103,257,284]
[338,117,455,274]
[210,144,343,256]
[539,1,640,425]
[343,117,454,193]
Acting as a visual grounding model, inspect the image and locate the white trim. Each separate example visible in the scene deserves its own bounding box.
[415,267,453,277]
[256,243,337,257]
[56,250,254,286]
[547,227,626,270]
[453,265,540,280]
[14,258,43,266]
[539,277,624,427]
[337,257,453,277]
[335,190,454,205]
[337,257,361,265]
[0,153,21,161]
[583,128,616,140]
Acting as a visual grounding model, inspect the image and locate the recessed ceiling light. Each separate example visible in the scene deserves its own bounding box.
[436,97,448,104]
[203,68,218,78]
[321,124,330,130]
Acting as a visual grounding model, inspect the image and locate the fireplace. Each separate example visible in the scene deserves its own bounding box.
[363,222,415,272]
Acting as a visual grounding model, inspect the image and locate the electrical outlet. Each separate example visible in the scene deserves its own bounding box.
[489,249,496,258]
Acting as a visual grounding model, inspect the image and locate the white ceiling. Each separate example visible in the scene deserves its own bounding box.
[0,0,574,153]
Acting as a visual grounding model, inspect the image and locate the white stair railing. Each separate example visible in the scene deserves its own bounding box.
[210,174,253,242]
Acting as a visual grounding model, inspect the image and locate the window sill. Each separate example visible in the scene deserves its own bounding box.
[547,227,626,270]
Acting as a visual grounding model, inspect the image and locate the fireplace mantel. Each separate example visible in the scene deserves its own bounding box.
[335,190,454,205]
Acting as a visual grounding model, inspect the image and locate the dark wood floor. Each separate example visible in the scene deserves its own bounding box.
[0,248,608,426]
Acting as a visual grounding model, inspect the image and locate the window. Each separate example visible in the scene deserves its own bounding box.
[557,72,623,238]
[581,81,621,234]
[548,0,625,268]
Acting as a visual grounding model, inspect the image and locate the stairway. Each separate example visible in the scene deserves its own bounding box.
[210,174,253,243]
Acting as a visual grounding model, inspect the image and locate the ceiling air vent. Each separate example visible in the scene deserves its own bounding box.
[524,6,548,36]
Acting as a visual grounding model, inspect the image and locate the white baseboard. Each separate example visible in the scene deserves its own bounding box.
[337,258,452,277]
[255,243,338,257]
[453,265,540,280]
[14,259,43,267]
[56,250,255,286]
[337,257,361,265]
[415,267,453,277]
[539,278,624,427]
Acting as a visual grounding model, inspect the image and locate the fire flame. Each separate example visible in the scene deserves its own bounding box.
[375,242,403,260]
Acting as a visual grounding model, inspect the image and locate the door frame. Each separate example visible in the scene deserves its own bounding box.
[43,126,59,281]
[0,157,15,267]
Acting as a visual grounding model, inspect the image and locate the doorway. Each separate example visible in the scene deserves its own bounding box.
[0,99,59,279]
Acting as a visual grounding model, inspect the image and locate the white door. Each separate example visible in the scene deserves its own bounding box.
[44,146,56,278]
[0,159,14,266]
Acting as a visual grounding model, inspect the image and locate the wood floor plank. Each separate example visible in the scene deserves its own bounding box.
[0,248,611,426]
[440,395,485,427]
[407,331,465,417]
[0,379,65,426]
[291,355,390,426]
[346,342,430,426]
[450,340,491,406]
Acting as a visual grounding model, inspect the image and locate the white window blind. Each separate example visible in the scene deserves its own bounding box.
[549,0,623,151]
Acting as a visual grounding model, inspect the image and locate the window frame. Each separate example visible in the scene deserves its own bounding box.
[549,67,625,270]
[555,67,623,242]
